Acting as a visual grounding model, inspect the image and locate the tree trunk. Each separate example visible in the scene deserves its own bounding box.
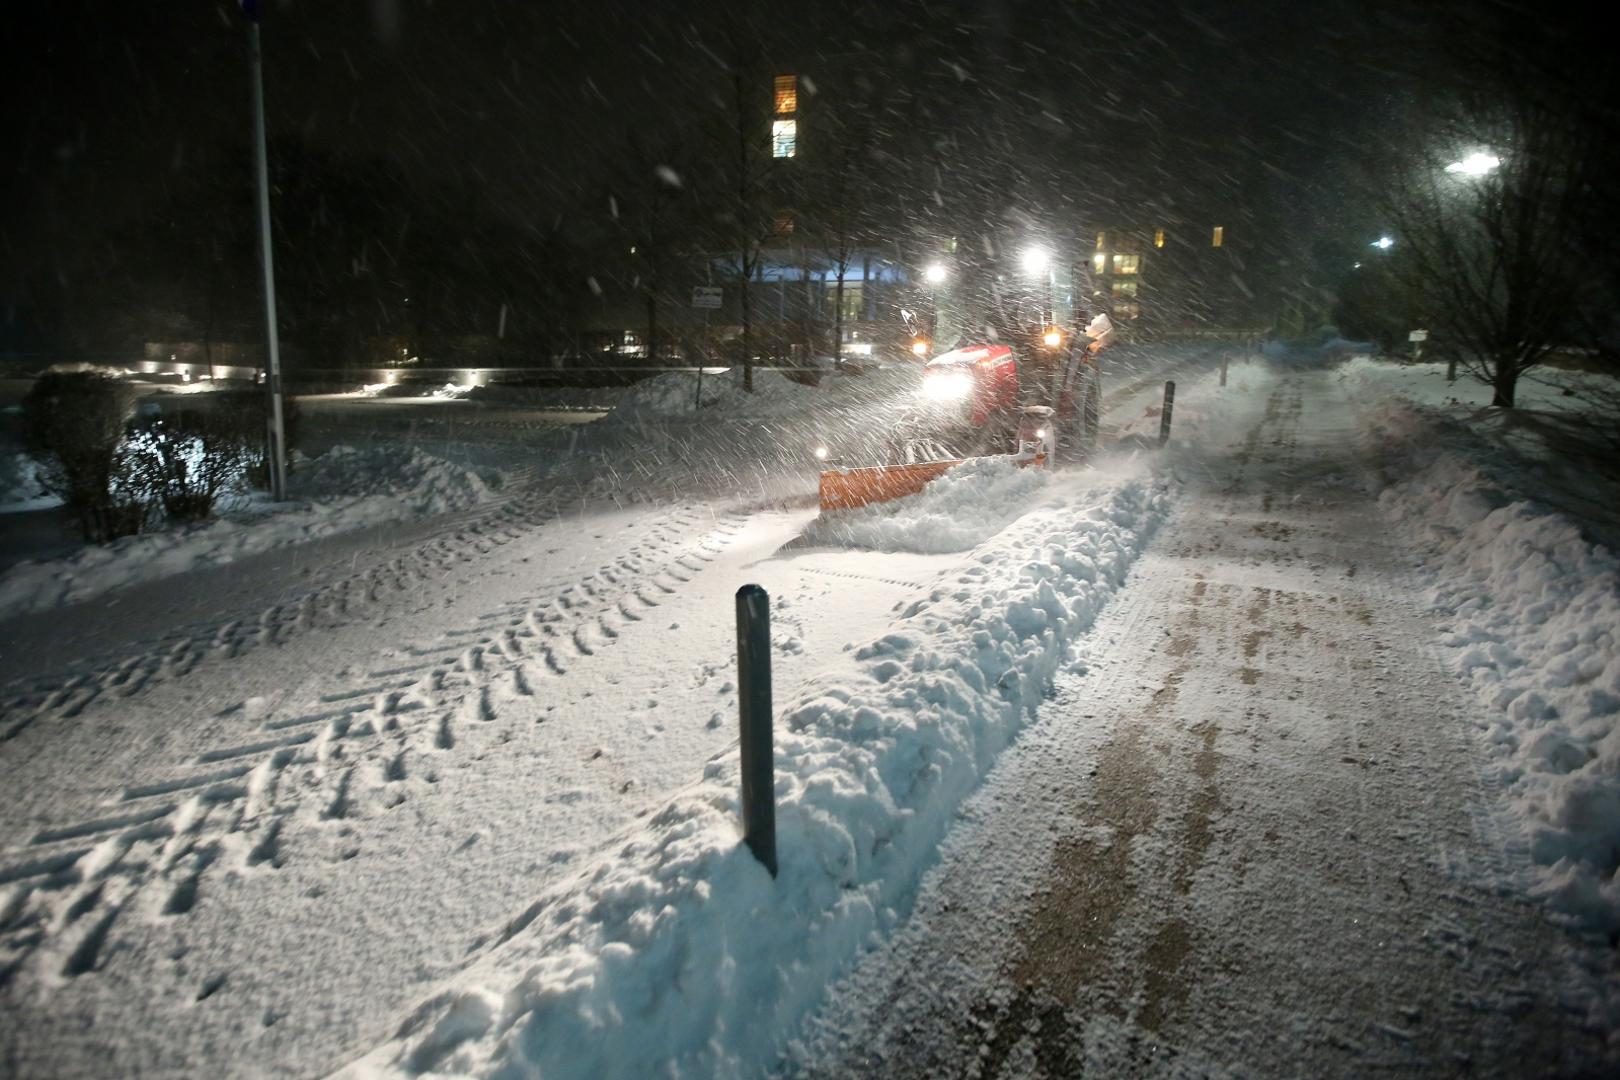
[734,67,754,393]
[1491,360,1519,407]
[741,259,752,391]
[646,291,658,367]
[832,269,846,362]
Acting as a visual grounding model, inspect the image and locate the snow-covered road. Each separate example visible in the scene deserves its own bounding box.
[8,349,1609,1078]
[785,368,1617,1077]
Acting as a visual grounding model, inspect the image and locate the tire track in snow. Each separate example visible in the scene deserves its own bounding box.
[0,466,559,739]
[0,508,749,977]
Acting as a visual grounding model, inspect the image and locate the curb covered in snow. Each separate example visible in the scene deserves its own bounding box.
[340,468,1173,1078]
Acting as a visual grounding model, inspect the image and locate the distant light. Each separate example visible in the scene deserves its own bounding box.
[1372,236,1394,250]
[1021,246,1051,275]
[843,342,873,356]
[924,263,947,284]
[1035,427,1047,439]
[630,245,637,254]
[1445,152,1501,177]
[1042,328,1063,348]
[1353,261,1363,269]
[813,445,829,461]
[911,339,930,356]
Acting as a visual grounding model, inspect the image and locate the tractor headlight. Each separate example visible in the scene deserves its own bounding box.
[813,445,830,461]
[923,370,972,401]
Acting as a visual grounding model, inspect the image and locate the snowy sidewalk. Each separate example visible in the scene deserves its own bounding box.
[787,371,1616,1077]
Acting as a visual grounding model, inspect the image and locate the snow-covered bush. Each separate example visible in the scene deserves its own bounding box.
[22,371,149,541]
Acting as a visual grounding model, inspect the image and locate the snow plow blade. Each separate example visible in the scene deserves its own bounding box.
[818,453,1047,512]
[818,460,963,512]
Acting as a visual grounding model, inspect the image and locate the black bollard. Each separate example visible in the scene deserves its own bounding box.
[736,584,777,877]
[1159,381,1176,446]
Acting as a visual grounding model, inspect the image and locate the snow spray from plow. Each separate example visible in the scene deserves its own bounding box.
[818,452,1048,512]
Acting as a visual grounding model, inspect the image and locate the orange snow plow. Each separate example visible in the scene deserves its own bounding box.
[817,459,961,512]
[817,451,1047,512]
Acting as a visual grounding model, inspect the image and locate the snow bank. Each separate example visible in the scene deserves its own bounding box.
[1379,443,1620,930]
[612,365,809,417]
[800,456,1053,554]
[340,468,1171,1079]
[462,383,622,410]
[0,446,498,620]
[1356,378,1620,931]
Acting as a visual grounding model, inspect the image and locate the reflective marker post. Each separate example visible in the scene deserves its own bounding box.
[1159,380,1176,446]
[736,584,777,877]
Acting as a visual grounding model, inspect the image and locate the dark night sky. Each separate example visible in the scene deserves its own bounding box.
[1,0,1409,318]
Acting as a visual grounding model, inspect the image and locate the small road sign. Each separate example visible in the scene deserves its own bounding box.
[692,286,723,310]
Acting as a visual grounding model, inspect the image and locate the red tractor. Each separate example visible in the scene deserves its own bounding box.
[820,330,1102,511]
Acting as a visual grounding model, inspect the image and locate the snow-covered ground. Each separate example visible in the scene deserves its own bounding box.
[3,346,1614,1077]
[0,445,502,620]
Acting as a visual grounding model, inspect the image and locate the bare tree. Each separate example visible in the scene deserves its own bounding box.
[1377,11,1612,407]
[729,59,769,392]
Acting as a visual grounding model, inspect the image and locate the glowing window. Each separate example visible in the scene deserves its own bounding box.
[1092,252,1105,271]
[1113,253,1141,275]
[1111,280,1138,297]
[828,283,864,321]
[773,211,795,235]
[1096,231,1107,250]
[772,119,797,158]
[774,75,797,115]
[1212,226,1224,248]
[1154,228,1165,248]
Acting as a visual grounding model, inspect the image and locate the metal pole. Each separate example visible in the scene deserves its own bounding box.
[248,16,288,502]
[736,584,776,877]
[1219,353,1228,387]
[1159,380,1175,446]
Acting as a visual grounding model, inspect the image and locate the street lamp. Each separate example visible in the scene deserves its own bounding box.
[924,262,948,284]
[1445,152,1501,177]
[1371,236,1395,250]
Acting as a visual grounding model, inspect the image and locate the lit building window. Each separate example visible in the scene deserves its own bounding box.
[772,119,797,158]
[1092,251,1105,272]
[1096,231,1107,250]
[1212,226,1225,248]
[829,283,864,322]
[774,75,797,116]
[1111,280,1139,297]
[1154,228,1165,248]
[1112,253,1141,275]
[774,211,795,235]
